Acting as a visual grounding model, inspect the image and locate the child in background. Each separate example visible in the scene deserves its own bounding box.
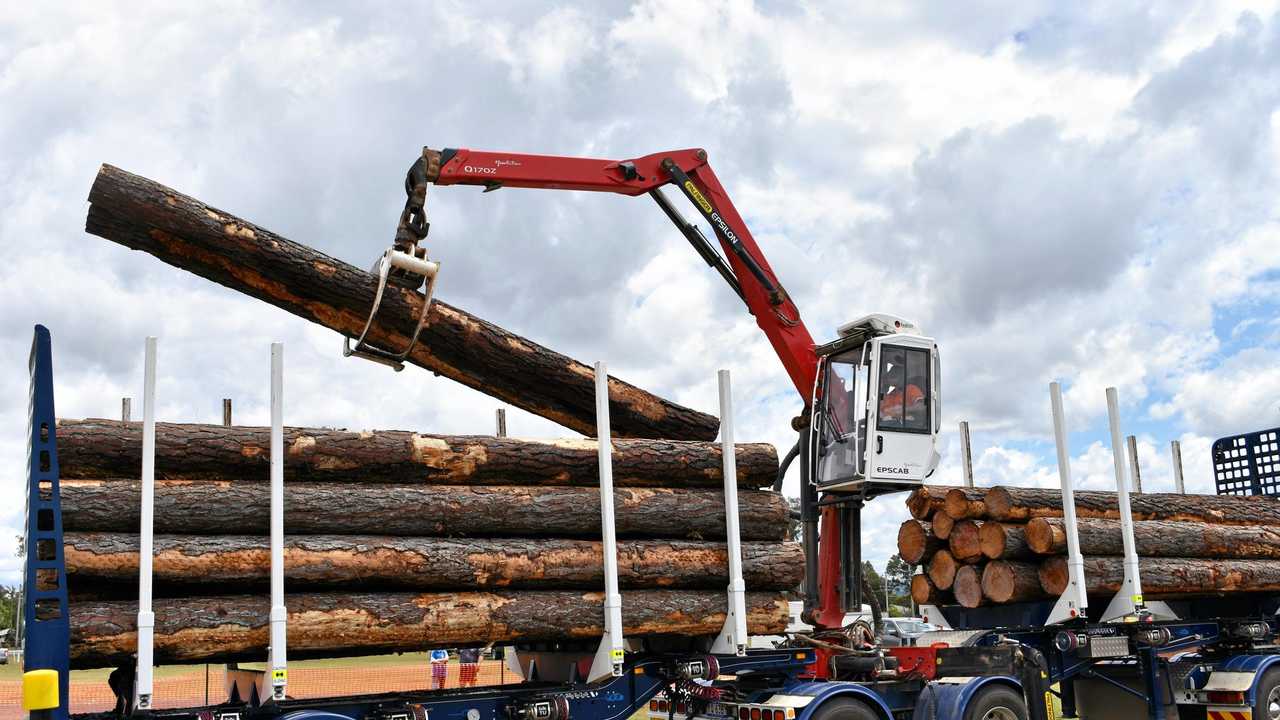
[430,648,450,690]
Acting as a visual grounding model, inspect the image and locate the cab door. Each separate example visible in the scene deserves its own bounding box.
[865,336,940,484]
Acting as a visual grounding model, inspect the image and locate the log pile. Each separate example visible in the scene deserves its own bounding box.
[59,420,795,667]
[901,484,1280,610]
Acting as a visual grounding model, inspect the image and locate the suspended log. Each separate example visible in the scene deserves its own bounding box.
[60,480,789,540]
[927,549,959,591]
[911,574,951,606]
[1027,517,1280,560]
[84,165,718,441]
[980,561,1044,604]
[68,590,789,668]
[953,564,986,608]
[943,488,987,520]
[948,520,984,564]
[906,486,952,520]
[1039,556,1280,597]
[55,419,776,488]
[979,523,1034,561]
[985,486,1280,525]
[897,520,943,565]
[62,533,803,591]
[932,512,956,540]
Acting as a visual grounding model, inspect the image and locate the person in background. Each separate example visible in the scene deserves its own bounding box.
[430,648,450,690]
[458,646,482,688]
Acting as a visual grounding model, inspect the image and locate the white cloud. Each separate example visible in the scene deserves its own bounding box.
[2,2,1280,591]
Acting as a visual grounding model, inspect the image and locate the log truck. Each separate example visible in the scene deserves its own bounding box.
[20,146,1280,720]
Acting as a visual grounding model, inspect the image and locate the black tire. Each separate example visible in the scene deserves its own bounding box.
[1254,668,1280,720]
[809,697,880,720]
[963,685,1028,720]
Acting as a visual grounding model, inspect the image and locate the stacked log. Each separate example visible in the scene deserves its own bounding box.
[900,484,1280,610]
[59,420,795,667]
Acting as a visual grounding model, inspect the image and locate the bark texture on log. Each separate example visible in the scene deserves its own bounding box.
[85,165,718,441]
[897,520,942,565]
[985,486,1280,525]
[68,590,789,668]
[953,564,986,608]
[948,520,984,564]
[979,523,1034,561]
[911,574,950,605]
[927,550,958,591]
[55,419,776,487]
[932,512,955,541]
[1026,518,1280,560]
[1038,556,1280,596]
[943,488,987,520]
[906,486,952,520]
[63,533,803,590]
[980,561,1043,603]
[60,480,789,540]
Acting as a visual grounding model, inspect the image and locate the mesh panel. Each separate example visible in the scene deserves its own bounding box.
[1213,427,1280,497]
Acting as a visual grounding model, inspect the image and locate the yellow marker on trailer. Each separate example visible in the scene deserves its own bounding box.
[23,669,60,718]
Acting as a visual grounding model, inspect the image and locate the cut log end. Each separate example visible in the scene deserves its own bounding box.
[1039,556,1068,596]
[978,522,1033,560]
[897,520,940,565]
[953,565,986,608]
[948,520,984,564]
[1025,518,1061,555]
[911,574,949,605]
[928,549,959,591]
[980,561,1043,603]
[943,487,986,520]
[932,512,955,540]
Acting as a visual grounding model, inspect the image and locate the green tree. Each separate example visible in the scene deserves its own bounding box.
[861,561,884,604]
[0,585,18,639]
[785,496,802,541]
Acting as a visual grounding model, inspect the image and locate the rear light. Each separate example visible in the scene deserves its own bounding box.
[739,709,750,720]
[1206,690,1246,705]
[677,704,687,715]
[659,701,669,712]
[650,702,658,712]
[750,709,761,720]
[775,711,787,720]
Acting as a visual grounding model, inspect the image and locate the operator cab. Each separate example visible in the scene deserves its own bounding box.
[810,313,940,494]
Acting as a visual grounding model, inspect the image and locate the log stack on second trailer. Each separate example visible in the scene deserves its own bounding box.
[57,419,797,668]
[900,484,1280,609]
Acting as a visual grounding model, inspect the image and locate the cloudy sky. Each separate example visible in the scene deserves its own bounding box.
[2,1,1279,587]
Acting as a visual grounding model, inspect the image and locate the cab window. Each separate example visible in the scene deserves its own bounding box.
[877,345,930,433]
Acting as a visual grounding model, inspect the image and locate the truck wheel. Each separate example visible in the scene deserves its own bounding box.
[963,685,1027,720]
[810,697,879,720]
[1256,668,1280,720]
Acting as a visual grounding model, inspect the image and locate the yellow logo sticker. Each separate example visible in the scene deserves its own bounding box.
[684,181,713,214]
[610,649,625,661]
[272,669,287,682]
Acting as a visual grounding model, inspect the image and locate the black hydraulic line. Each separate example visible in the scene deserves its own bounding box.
[649,189,746,304]
[660,161,785,305]
[774,439,800,492]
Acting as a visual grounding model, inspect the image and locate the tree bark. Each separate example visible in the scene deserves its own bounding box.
[68,590,789,669]
[60,480,789,540]
[985,486,1280,525]
[927,549,958,591]
[55,419,776,488]
[1027,517,1280,560]
[1039,556,1280,597]
[911,574,951,605]
[63,533,803,591]
[932,512,955,540]
[85,165,719,441]
[897,520,942,565]
[906,486,952,520]
[948,520,985,564]
[953,564,986,608]
[980,561,1044,603]
[943,488,987,520]
[979,523,1034,561]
